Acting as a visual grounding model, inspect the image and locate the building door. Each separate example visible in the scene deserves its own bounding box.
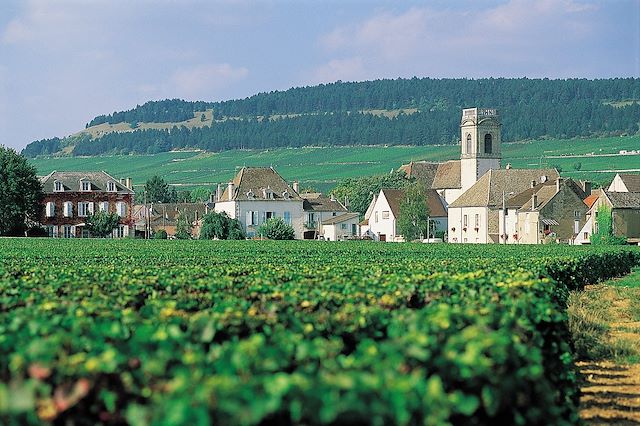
[379,234,386,242]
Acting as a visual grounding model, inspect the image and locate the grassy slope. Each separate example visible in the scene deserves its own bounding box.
[30,135,640,192]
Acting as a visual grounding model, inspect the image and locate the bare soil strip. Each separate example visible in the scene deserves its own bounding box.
[576,282,640,425]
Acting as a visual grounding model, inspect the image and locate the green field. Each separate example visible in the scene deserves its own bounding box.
[29,135,640,192]
[1,239,639,424]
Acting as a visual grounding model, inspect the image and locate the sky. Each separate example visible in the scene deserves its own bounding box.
[1,0,638,151]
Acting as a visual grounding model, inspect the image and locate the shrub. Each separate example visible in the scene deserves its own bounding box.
[258,217,295,240]
[154,229,168,239]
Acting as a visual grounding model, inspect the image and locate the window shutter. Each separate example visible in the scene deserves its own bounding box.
[246,211,252,225]
[88,202,94,214]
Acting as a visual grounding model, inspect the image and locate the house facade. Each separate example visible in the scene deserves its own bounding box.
[301,192,349,239]
[364,188,447,242]
[448,169,559,243]
[133,203,207,238]
[40,171,134,238]
[321,213,360,241]
[214,167,305,238]
[510,178,589,244]
[589,190,640,244]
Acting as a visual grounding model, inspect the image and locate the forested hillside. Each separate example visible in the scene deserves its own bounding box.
[23,78,640,157]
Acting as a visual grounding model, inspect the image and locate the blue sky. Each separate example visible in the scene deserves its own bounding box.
[1,0,638,151]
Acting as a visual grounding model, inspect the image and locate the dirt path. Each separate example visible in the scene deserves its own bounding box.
[574,282,640,424]
[578,361,640,424]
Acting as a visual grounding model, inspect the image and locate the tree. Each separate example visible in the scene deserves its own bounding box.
[190,187,211,203]
[0,146,43,236]
[591,204,626,245]
[258,217,295,240]
[85,211,120,238]
[397,183,430,241]
[331,170,409,216]
[144,176,172,203]
[199,211,246,240]
[154,229,168,239]
[175,213,192,239]
[573,162,582,171]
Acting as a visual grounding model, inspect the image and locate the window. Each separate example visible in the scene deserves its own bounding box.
[63,202,73,218]
[574,210,579,218]
[81,180,91,191]
[54,181,63,192]
[375,211,379,223]
[99,201,109,212]
[63,225,74,238]
[382,211,390,219]
[474,214,480,227]
[47,226,55,237]
[283,211,291,225]
[341,223,348,230]
[266,211,274,220]
[484,134,492,154]
[78,202,93,217]
[82,229,90,238]
[246,211,259,226]
[574,220,580,234]
[113,225,126,238]
[107,181,116,192]
[246,190,255,199]
[465,134,472,154]
[463,215,468,227]
[46,202,55,218]
[584,232,588,239]
[351,224,357,235]
[116,202,127,217]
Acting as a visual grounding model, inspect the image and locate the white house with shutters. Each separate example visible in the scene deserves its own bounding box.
[214,167,305,238]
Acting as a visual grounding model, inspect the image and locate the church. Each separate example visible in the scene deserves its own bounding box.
[403,108,561,243]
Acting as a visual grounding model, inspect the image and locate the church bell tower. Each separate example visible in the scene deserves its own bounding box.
[460,107,501,193]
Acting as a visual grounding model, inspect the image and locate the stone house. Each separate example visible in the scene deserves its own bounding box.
[589,190,640,244]
[40,171,134,238]
[506,178,589,244]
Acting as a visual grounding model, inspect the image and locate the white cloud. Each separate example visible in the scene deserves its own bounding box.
[169,63,249,99]
[310,0,599,82]
[311,57,365,84]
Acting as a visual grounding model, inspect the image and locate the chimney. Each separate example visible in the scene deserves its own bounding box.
[227,182,234,201]
[216,183,222,201]
[531,193,538,210]
[330,193,336,202]
[293,180,299,193]
[582,181,592,195]
[120,178,126,186]
[530,180,536,188]
[126,177,133,190]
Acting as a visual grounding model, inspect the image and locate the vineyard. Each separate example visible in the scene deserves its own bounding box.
[1,240,639,425]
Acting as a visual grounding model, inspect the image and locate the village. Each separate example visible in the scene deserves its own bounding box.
[38,108,640,245]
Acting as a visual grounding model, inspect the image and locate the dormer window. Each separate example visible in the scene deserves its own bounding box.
[54,181,63,192]
[282,190,290,200]
[107,181,116,192]
[81,180,91,192]
[246,190,255,199]
[263,187,274,199]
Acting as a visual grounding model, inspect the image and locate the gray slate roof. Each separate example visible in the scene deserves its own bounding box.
[449,168,559,208]
[618,174,640,192]
[301,193,348,212]
[221,167,301,201]
[605,191,640,209]
[431,160,461,189]
[321,212,360,225]
[40,171,134,194]
[398,161,440,188]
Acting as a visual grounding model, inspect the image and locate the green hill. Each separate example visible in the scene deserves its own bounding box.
[29,135,640,193]
[22,78,640,157]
